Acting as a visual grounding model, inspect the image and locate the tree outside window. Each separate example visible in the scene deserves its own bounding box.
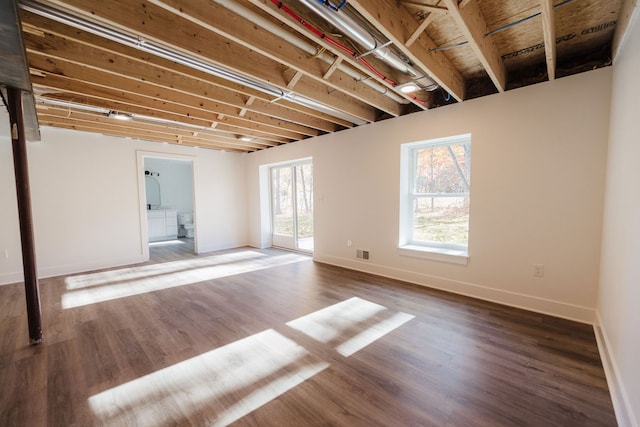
[404,135,471,252]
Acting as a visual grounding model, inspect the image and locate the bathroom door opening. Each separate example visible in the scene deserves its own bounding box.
[270,160,313,253]
[139,154,197,256]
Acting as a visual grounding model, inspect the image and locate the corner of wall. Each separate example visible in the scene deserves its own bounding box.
[594,311,638,427]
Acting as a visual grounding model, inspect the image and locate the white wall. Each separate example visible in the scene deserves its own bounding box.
[597,9,640,427]
[246,68,612,323]
[0,118,247,285]
[144,157,194,213]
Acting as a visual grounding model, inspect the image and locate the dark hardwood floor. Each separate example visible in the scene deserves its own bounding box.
[0,239,616,426]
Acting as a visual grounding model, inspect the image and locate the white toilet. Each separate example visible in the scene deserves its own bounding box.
[178,212,195,238]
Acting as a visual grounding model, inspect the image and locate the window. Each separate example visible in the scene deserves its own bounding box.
[399,134,471,263]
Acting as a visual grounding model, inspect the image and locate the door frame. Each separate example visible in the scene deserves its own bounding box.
[136,150,199,260]
[268,158,313,253]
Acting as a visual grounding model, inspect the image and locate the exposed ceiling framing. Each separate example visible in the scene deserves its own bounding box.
[1,0,627,151]
[0,0,40,141]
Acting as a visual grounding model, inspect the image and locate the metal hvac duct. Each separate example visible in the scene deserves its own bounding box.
[19,0,368,125]
[209,0,407,104]
[298,0,439,91]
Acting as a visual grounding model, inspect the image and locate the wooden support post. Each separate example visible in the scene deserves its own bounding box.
[7,86,43,345]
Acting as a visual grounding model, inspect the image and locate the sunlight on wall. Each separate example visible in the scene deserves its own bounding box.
[286,297,415,356]
[62,251,307,308]
[89,329,329,426]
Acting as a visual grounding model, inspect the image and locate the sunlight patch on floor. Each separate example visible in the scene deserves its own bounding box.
[65,250,269,290]
[88,297,413,424]
[287,297,415,356]
[62,251,308,308]
[89,329,329,426]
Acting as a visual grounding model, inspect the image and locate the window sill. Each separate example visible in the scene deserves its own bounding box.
[398,245,468,265]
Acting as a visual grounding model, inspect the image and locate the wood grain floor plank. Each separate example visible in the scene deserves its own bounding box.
[0,240,616,426]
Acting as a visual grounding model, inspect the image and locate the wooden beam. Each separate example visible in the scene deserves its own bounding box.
[322,57,343,80]
[29,66,294,143]
[286,70,304,90]
[150,0,402,118]
[37,109,260,151]
[405,13,436,48]
[21,11,337,133]
[36,86,288,148]
[400,2,448,13]
[38,112,274,150]
[346,0,465,101]
[246,0,432,109]
[7,87,43,345]
[540,0,556,80]
[612,0,639,62]
[37,106,271,150]
[43,0,376,123]
[24,36,308,141]
[442,0,506,92]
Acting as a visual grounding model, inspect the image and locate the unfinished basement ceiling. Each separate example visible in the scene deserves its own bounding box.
[13,0,627,152]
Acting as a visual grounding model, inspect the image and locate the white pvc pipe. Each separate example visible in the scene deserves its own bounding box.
[211,0,407,104]
[299,0,438,90]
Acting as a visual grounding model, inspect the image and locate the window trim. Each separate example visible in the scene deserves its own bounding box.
[399,134,471,263]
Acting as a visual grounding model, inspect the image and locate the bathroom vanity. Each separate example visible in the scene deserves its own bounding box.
[147,209,178,242]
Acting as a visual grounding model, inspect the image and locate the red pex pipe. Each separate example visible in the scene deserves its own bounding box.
[270,0,402,88]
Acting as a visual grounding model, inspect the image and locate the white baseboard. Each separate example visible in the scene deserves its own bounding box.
[0,271,23,286]
[0,255,147,286]
[196,240,250,254]
[39,255,148,280]
[594,311,638,427]
[0,242,252,285]
[314,255,596,324]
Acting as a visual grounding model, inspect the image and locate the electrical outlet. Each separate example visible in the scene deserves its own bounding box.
[533,264,544,277]
[347,239,352,247]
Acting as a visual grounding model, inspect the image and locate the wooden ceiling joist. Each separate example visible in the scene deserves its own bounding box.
[322,57,343,80]
[286,70,304,90]
[400,2,448,14]
[442,0,507,92]
[149,0,403,118]
[347,0,466,102]
[245,0,431,110]
[38,117,251,152]
[16,0,623,152]
[405,13,437,48]
[540,0,556,80]
[40,0,377,123]
[23,36,310,141]
[37,105,273,150]
[36,89,283,150]
[43,106,271,146]
[23,13,335,136]
[30,70,294,144]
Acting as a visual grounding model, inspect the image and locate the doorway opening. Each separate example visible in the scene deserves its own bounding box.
[137,152,197,260]
[270,160,313,253]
